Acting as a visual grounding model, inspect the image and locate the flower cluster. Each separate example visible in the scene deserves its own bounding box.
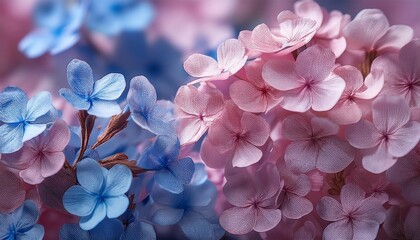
[1,0,420,239]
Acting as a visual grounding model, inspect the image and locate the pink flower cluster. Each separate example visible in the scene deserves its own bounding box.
[175,0,420,239]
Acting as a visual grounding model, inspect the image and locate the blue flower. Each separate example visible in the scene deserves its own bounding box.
[63,158,133,230]
[0,200,44,240]
[0,87,56,153]
[59,59,126,118]
[87,0,154,35]
[138,136,194,194]
[150,165,224,240]
[18,0,86,58]
[127,76,175,135]
[60,218,123,240]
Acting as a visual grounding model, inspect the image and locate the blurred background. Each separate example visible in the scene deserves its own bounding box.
[0,0,419,103]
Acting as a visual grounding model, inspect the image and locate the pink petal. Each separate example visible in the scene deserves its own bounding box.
[333,65,364,92]
[340,184,366,212]
[372,95,410,132]
[294,221,317,240]
[200,138,232,169]
[244,60,266,88]
[386,152,419,185]
[310,117,339,137]
[352,220,381,240]
[0,170,25,213]
[43,120,70,152]
[311,74,345,111]
[262,58,303,91]
[278,164,311,196]
[183,54,220,78]
[250,24,283,53]
[285,141,317,173]
[217,39,247,74]
[282,114,311,141]
[343,9,389,51]
[354,197,386,223]
[254,208,282,232]
[175,85,207,115]
[346,120,381,149]
[375,25,414,53]
[294,0,323,28]
[255,164,283,199]
[229,80,268,113]
[232,140,263,167]
[241,112,270,146]
[356,68,384,100]
[278,18,317,52]
[223,171,255,206]
[314,37,347,57]
[178,118,208,145]
[295,45,336,82]
[316,136,354,173]
[399,39,420,79]
[328,101,363,125]
[219,206,256,235]
[316,196,344,221]
[41,151,65,178]
[280,193,313,219]
[362,143,397,173]
[280,87,312,112]
[323,220,353,240]
[387,121,420,157]
[19,158,44,185]
[1,143,38,170]
[207,120,236,153]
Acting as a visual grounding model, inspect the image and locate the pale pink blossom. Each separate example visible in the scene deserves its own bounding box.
[201,101,270,168]
[346,95,420,173]
[328,65,383,125]
[229,59,281,113]
[1,120,70,184]
[262,45,345,112]
[174,83,224,145]
[282,114,354,173]
[374,39,420,107]
[184,39,247,84]
[316,184,386,240]
[219,164,283,234]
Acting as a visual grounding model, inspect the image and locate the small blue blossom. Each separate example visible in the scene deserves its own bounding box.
[127,76,175,135]
[0,200,44,240]
[18,0,86,58]
[59,59,126,118]
[150,164,224,240]
[0,87,56,153]
[87,0,154,35]
[63,158,133,230]
[138,136,194,194]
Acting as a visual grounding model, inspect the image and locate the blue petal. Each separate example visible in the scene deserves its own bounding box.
[104,164,132,197]
[59,88,91,110]
[122,222,156,240]
[0,87,28,123]
[127,76,156,116]
[104,195,129,218]
[33,0,65,29]
[91,73,126,100]
[151,206,184,226]
[80,201,106,230]
[17,224,45,240]
[22,123,47,142]
[154,168,184,194]
[150,184,183,207]
[167,157,195,185]
[0,123,24,154]
[88,100,121,118]
[59,224,89,240]
[187,181,217,207]
[29,108,57,124]
[178,211,225,240]
[13,200,39,230]
[18,30,54,58]
[90,218,124,239]
[146,100,176,135]
[25,91,53,121]
[137,136,179,170]
[67,59,94,97]
[76,158,105,193]
[63,185,97,217]
[190,163,208,186]
[50,32,80,55]
[121,2,154,30]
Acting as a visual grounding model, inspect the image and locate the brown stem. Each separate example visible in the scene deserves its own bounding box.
[73,110,96,167]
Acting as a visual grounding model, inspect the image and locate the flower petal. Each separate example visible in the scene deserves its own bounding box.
[316,136,354,173]
[79,201,106,230]
[311,74,345,111]
[316,196,344,221]
[232,140,263,167]
[63,186,97,217]
[352,220,381,240]
[91,73,126,100]
[88,100,121,118]
[280,193,313,219]
[0,87,28,123]
[219,207,256,235]
[0,170,25,213]
[104,195,129,218]
[375,25,413,53]
[58,88,91,110]
[104,164,132,197]
[284,141,317,173]
[229,80,268,113]
[253,208,282,232]
[323,219,353,240]
[372,94,410,133]
[0,123,24,154]
[223,171,255,206]
[387,121,420,157]
[25,91,53,122]
[76,158,104,193]
[217,39,247,74]
[296,45,336,82]
[346,120,381,149]
[362,143,397,173]
[184,54,220,78]
[262,58,302,91]
[66,59,94,97]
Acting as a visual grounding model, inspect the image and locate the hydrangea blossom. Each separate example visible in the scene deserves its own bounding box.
[262,45,345,112]
[63,158,132,230]
[316,184,386,240]
[59,59,126,118]
[346,95,420,173]
[0,200,44,240]
[59,219,124,240]
[0,169,26,213]
[18,0,85,58]
[0,87,56,153]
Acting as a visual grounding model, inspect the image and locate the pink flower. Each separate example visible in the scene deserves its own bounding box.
[229,59,281,113]
[174,83,224,145]
[1,120,70,184]
[219,164,283,234]
[387,150,420,204]
[201,101,270,168]
[316,184,386,240]
[277,163,313,219]
[184,39,247,84]
[374,39,420,107]
[262,45,345,112]
[328,65,383,125]
[282,114,354,173]
[0,168,25,213]
[345,95,420,173]
[343,9,413,54]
